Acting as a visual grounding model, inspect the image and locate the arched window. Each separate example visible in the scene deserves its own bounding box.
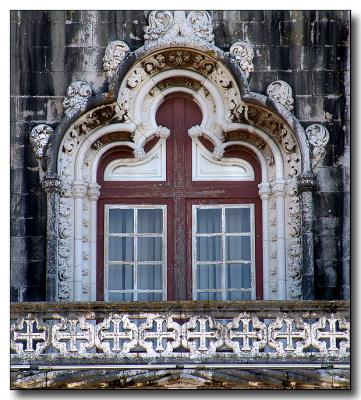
[96,95,263,301]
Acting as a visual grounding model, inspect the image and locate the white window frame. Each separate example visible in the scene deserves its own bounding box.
[104,204,167,301]
[192,204,256,301]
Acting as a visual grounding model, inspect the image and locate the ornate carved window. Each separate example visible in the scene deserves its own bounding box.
[29,10,331,303]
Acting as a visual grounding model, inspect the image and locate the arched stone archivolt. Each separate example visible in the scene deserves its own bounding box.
[29,10,330,303]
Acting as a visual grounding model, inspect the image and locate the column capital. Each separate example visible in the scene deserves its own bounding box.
[42,176,62,193]
[88,183,101,201]
[271,180,285,197]
[72,180,87,199]
[297,172,316,193]
[258,182,271,199]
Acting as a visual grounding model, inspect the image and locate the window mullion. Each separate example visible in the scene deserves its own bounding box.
[221,207,226,301]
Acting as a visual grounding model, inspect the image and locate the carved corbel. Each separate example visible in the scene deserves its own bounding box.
[306,124,330,168]
[229,41,254,79]
[103,40,130,83]
[266,80,294,112]
[63,81,92,117]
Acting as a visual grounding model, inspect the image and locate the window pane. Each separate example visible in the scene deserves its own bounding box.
[137,237,163,261]
[197,292,223,300]
[197,236,222,261]
[227,291,252,300]
[109,209,134,233]
[137,265,163,290]
[226,236,251,261]
[225,208,250,233]
[138,209,163,233]
[197,208,221,233]
[138,292,163,301]
[226,263,251,289]
[108,237,134,261]
[197,264,222,289]
[108,292,133,301]
[108,264,134,290]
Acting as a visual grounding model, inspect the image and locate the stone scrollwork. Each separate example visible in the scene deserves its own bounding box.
[127,68,147,89]
[30,124,54,160]
[63,81,92,117]
[188,125,203,139]
[144,11,175,42]
[266,80,294,112]
[103,40,130,82]
[306,124,330,168]
[186,11,214,44]
[229,41,254,79]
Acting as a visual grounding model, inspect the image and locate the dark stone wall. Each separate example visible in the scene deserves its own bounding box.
[10,10,350,301]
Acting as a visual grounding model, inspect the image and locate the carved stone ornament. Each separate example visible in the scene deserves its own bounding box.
[29,124,54,159]
[188,125,203,139]
[144,10,215,46]
[103,40,130,82]
[306,124,330,168]
[63,81,92,117]
[266,80,294,111]
[156,126,170,139]
[229,41,254,79]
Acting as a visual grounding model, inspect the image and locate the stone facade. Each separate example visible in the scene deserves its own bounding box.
[10,10,350,302]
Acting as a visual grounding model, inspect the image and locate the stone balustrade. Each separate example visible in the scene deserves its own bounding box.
[11,301,350,367]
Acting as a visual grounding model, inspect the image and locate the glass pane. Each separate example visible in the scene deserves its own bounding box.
[226,236,251,261]
[227,291,252,300]
[109,209,134,233]
[138,292,163,301]
[108,264,134,290]
[138,209,163,233]
[197,208,221,233]
[225,208,250,233]
[197,292,223,300]
[226,263,251,289]
[197,236,222,261]
[108,292,133,301]
[197,264,222,289]
[137,237,163,261]
[137,265,163,290]
[108,237,134,261]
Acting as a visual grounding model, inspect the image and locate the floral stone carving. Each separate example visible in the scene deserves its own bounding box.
[306,124,330,168]
[144,11,175,42]
[103,40,130,82]
[229,41,254,79]
[266,80,294,111]
[186,11,214,44]
[30,124,54,159]
[63,81,92,117]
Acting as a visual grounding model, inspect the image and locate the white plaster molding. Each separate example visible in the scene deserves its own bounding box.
[63,81,92,117]
[306,124,330,168]
[104,140,166,181]
[266,80,294,112]
[103,40,130,82]
[30,124,53,159]
[229,41,254,79]
[192,140,255,181]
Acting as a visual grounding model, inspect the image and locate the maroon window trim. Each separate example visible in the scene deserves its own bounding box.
[97,94,263,301]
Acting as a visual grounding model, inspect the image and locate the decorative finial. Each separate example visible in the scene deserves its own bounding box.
[306,124,330,168]
[63,81,92,117]
[103,40,130,82]
[229,41,254,79]
[267,80,294,111]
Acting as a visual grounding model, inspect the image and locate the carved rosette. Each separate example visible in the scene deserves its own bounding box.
[266,80,294,111]
[306,124,330,168]
[63,81,92,117]
[229,41,254,79]
[30,124,54,160]
[103,40,130,82]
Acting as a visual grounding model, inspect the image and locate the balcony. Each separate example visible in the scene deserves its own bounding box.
[11,300,350,389]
